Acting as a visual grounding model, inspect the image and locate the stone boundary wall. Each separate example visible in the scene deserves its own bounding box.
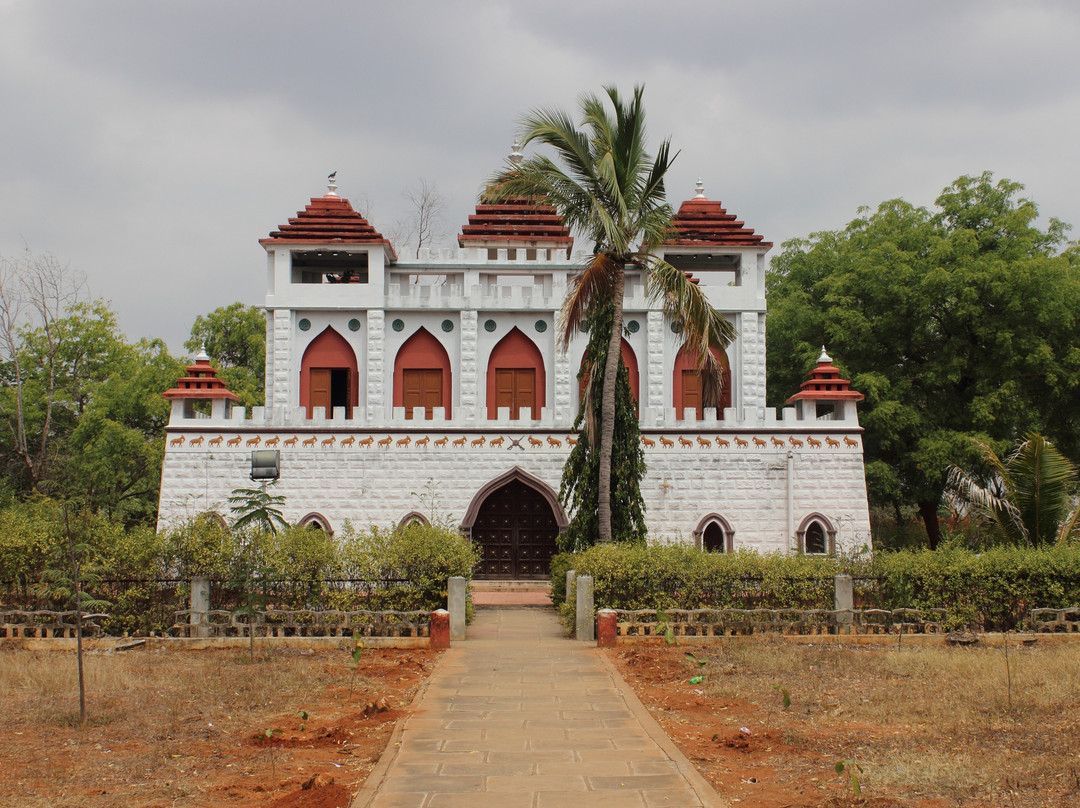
[609,607,950,637]
[170,608,432,639]
[1030,608,1080,632]
[604,607,1080,637]
[0,610,110,638]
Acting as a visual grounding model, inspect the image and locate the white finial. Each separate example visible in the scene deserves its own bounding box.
[694,178,706,199]
[509,139,524,166]
[327,170,339,196]
[196,343,210,362]
[818,346,831,363]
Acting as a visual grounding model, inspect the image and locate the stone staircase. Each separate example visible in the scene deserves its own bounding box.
[470,579,553,609]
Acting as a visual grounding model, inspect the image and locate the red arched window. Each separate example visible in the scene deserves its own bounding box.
[300,327,358,418]
[486,327,546,419]
[673,345,731,419]
[393,328,452,419]
[578,339,640,405]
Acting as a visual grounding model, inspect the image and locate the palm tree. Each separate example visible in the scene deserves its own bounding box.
[946,432,1080,546]
[486,85,736,543]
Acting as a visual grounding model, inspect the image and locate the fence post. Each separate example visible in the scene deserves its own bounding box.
[430,609,450,650]
[447,576,466,641]
[576,575,594,642]
[190,576,211,638]
[834,574,854,627]
[597,609,617,647]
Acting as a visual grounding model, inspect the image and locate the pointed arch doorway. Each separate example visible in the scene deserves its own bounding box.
[462,468,567,579]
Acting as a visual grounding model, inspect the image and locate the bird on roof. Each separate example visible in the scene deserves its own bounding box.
[328,170,337,180]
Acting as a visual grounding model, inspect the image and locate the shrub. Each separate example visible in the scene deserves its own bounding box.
[550,540,1080,630]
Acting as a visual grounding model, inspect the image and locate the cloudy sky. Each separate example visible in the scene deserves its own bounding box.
[1,1,1077,352]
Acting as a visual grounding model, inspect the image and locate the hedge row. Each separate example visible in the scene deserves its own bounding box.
[0,500,479,635]
[551,541,1080,630]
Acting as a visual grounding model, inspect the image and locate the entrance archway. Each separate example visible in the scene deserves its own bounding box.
[300,327,358,418]
[673,344,731,419]
[462,468,566,579]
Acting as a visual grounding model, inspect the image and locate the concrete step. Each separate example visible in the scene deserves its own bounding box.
[470,579,552,593]
[471,580,554,608]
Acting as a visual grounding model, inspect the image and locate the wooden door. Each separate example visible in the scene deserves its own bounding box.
[473,480,558,579]
[494,368,536,419]
[309,368,332,416]
[681,369,703,419]
[402,369,443,419]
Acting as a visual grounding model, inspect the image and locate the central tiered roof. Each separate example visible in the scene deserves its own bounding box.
[458,196,574,254]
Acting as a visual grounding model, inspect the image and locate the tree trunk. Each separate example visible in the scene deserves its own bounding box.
[918,500,941,550]
[597,262,625,544]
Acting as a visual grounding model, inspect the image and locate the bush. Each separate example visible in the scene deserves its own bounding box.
[550,539,1080,630]
[355,521,480,612]
[551,543,861,611]
[1,504,480,633]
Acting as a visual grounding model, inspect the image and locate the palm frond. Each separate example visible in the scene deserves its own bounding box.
[1007,432,1077,545]
[945,462,1028,545]
[557,253,618,351]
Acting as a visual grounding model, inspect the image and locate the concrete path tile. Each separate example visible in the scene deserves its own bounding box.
[351,609,728,808]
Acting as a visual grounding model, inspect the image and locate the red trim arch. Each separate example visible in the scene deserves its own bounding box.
[673,345,731,419]
[578,339,639,404]
[393,327,452,418]
[398,511,429,528]
[460,467,569,535]
[796,512,836,554]
[300,327,358,418]
[693,513,735,552]
[486,327,546,419]
[298,512,334,535]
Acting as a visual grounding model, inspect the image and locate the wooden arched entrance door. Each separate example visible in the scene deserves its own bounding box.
[464,470,564,579]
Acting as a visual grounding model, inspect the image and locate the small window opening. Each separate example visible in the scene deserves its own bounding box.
[805,522,827,554]
[703,522,726,552]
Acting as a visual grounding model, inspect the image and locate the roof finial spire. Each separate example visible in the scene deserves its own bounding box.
[196,343,210,362]
[509,138,524,166]
[694,178,706,199]
[818,345,832,363]
[327,170,339,197]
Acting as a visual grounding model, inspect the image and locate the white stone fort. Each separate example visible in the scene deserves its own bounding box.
[158,170,872,578]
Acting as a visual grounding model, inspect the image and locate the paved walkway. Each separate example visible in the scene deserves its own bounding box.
[352,609,726,808]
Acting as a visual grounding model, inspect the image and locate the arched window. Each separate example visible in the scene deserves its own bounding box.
[486,327,546,420]
[398,511,429,528]
[578,339,639,405]
[298,512,333,536]
[393,328,452,419]
[673,345,731,419]
[694,514,735,553]
[796,513,836,555]
[300,327,358,418]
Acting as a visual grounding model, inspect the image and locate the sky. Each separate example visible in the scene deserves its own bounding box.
[1,0,1078,353]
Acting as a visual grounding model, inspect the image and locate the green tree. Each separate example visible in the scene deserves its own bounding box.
[486,85,735,543]
[0,251,129,495]
[184,302,265,408]
[64,338,185,524]
[767,173,1080,547]
[559,302,646,550]
[946,433,1080,546]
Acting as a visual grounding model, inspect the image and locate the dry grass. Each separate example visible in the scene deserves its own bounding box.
[0,645,429,808]
[703,636,1080,806]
